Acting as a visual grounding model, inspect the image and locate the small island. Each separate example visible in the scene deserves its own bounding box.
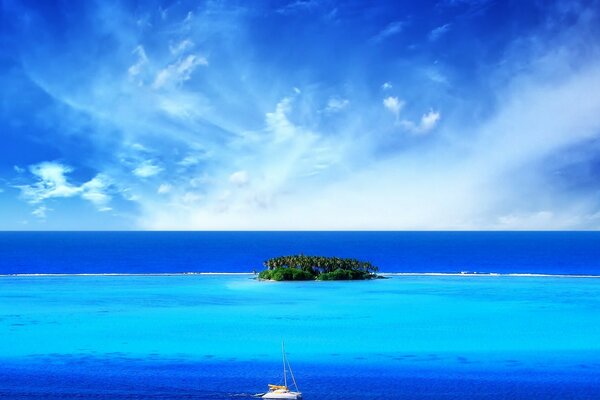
[258,254,380,281]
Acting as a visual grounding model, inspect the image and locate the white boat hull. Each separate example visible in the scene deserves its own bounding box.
[262,392,302,399]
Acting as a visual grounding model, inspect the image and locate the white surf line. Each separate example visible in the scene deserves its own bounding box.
[381,272,600,278]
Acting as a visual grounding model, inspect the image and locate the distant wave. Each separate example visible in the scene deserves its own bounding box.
[1,272,599,278]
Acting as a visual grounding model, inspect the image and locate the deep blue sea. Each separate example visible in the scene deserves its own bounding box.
[1,232,600,399]
[1,231,600,274]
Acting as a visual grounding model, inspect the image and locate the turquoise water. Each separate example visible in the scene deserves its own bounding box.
[1,275,600,398]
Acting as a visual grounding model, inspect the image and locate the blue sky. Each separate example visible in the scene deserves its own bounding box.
[1,0,600,230]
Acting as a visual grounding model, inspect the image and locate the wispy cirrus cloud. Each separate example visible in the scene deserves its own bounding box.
[128,45,149,80]
[429,23,451,41]
[324,97,349,113]
[152,54,208,89]
[169,39,194,55]
[3,0,600,229]
[372,20,406,43]
[276,0,321,15]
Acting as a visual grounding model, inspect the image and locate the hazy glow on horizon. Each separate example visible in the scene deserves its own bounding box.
[1,0,600,230]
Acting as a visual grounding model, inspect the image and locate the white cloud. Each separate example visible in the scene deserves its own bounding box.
[21,162,81,202]
[169,39,194,55]
[277,0,320,15]
[152,54,208,89]
[400,110,441,134]
[372,21,405,42]
[133,161,163,178]
[183,11,194,24]
[14,1,600,230]
[181,191,203,204]
[14,165,25,173]
[17,162,115,216]
[186,172,212,188]
[178,154,207,167]
[381,82,392,90]
[143,47,600,230]
[32,205,48,219]
[420,110,441,131]
[266,97,296,141]
[128,45,148,79]
[429,24,452,41]
[229,170,249,186]
[81,174,112,211]
[383,96,404,119]
[131,142,150,152]
[158,183,172,194]
[424,68,448,84]
[324,97,349,113]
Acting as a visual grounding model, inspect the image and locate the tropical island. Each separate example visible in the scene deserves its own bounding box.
[257,254,380,281]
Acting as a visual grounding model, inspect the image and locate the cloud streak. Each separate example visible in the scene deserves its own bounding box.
[152,54,208,89]
[372,21,406,43]
[3,1,600,229]
[429,23,451,41]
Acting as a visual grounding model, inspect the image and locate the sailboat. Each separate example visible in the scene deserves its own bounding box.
[261,341,302,399]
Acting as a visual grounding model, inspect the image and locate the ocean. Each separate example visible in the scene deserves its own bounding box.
[1,231,600,274]
[1,232,600,399]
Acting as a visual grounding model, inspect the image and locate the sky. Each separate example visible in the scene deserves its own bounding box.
[1,0,600,230]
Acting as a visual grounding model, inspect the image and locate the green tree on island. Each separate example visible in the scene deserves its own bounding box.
[258,255,379,281]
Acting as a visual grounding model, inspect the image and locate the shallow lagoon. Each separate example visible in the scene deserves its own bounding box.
[1,275,599,399]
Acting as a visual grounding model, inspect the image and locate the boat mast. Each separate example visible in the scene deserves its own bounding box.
[287,356,299,392]
[282,339,288,388]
